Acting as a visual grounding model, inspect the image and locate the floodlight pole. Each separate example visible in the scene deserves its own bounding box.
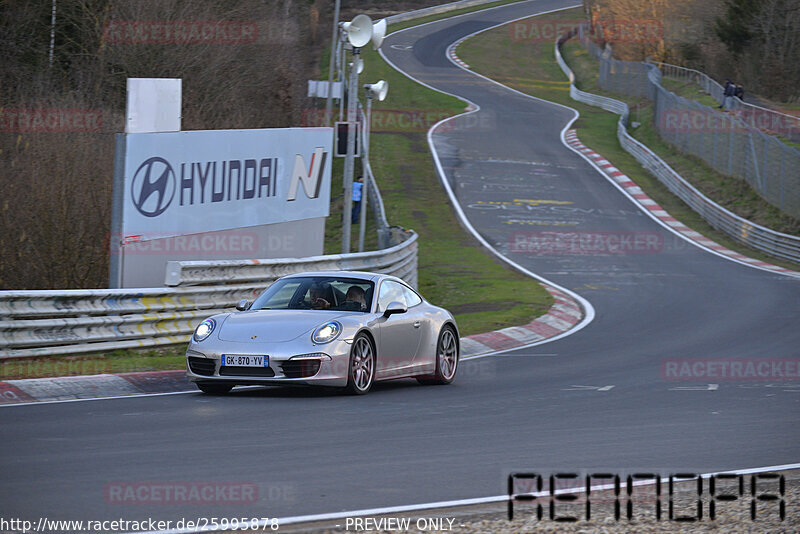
[325,0,341,125]
[341,47,360,254]
[358,94,372,252]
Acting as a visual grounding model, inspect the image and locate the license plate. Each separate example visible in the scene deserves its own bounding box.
[221,354,269,367]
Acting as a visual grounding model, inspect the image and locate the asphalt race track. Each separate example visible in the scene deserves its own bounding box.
[1,0,798,526]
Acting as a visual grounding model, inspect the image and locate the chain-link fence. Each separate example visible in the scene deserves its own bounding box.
[556,30,800,264]
[650,61,800,145]
[573,26,800,219]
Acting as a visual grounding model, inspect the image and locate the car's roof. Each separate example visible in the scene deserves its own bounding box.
[280,271,388,282]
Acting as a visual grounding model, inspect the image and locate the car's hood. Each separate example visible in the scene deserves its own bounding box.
[217,310,347,343]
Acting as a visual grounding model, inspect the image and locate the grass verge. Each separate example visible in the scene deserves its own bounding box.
[458,7,800,271]
[659,78,719,108]
[0,349,185,381]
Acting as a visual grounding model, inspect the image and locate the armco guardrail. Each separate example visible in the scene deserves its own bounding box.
[583,27,800,218]
[556,29,800,264]
[0,231,418,359]
[2,0,486,362]
[166,229,418,287]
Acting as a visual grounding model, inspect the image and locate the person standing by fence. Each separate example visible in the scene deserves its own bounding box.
[351,176,363,224]
[720,79,735,109]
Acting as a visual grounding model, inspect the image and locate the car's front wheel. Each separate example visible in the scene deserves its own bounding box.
[345,333,375,395]
[196,382,233,395]
[417,325,458,385]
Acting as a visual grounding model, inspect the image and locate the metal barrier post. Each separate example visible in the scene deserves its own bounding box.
[780,148,786,210]
[728,121,734,175]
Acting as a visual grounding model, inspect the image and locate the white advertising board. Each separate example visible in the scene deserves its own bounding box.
[120,127,332,242]
[126,78,182,133]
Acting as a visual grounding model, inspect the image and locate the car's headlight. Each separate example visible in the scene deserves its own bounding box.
[312,321,342,344]
[193,318,216,342]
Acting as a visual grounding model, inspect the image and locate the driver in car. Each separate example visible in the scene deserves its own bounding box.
[309,283,332,309]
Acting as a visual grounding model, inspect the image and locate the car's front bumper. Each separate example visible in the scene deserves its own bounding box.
[185,338,352,388]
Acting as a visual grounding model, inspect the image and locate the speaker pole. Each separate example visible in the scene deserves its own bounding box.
[341,47,360,254]
[337,38,345,122]
[358,92,372,252]
[325,0,341,126]
[359,80,387,252]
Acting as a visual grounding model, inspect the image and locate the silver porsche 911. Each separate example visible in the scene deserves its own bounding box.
[185,271,459,395]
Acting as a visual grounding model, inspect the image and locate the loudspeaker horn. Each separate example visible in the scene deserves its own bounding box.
[364,80,388,101]
[371,19,387,50]
[341,14,373,48]
[353,57,364,74]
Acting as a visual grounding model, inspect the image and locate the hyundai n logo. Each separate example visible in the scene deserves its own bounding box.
[131,157,176,217]
[130,148,328,217]
[287,147,327,201]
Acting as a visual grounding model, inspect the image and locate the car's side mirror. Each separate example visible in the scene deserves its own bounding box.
[236,299,251,311]
[383,301,407,318]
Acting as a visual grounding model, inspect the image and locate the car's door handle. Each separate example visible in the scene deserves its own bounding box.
[413,321,421,328]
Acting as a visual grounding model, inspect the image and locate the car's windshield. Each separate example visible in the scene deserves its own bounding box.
[250,276,374,312]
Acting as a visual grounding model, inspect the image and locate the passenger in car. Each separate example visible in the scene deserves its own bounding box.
[344,286,367,311]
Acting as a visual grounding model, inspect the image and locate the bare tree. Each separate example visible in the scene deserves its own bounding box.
[743,0,800,100]
[585,0,720,61]
[0,0,317,289]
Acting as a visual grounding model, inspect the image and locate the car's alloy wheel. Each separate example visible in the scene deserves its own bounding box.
[346,334,375,395]
[437,326,458,382]
[418,325,458,385]
[196,383,233,395]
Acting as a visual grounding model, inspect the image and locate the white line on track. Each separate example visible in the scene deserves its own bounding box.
[0,348,552,407]
[0,5,597,411]
[0,389,197,408]
[436,6,800,280]
[122,4,800,530]
[129,463,800,533]
[12,3,790,533]
[0,385,265,408]
[378,2,596,354]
